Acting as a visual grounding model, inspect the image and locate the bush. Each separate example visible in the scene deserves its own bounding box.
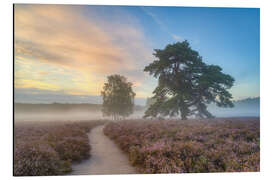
[14,141,70,176]
[104,118,260,173]
[14,120,108,176]
[52,138,90,162]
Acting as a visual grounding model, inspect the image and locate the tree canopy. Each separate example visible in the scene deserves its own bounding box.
[144,40,234,120]
[101,74,136,120]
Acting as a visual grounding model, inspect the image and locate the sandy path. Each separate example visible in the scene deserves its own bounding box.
[70,125,137,175]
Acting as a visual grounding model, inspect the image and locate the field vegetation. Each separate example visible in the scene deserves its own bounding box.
[104,118,259,173]
[14,120,107,176]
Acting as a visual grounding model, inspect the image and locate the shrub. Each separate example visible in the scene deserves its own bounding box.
[14,141,69,176]
[14,120,108,176]
[104,118,259,173]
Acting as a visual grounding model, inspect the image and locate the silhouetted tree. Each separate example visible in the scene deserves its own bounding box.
[101,74,136,120]
[145,97,156,109]
[144,40,234,120]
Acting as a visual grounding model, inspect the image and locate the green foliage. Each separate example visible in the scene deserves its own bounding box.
[101,74,136,120]
[144,40,235,120]
[145,97,156,109]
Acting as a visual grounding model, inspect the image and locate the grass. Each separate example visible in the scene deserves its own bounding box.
[14,120,107,176]
[103,118,260,173]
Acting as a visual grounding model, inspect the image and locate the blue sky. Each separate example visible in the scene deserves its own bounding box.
[127,6,260,100]
[15,5,260,105]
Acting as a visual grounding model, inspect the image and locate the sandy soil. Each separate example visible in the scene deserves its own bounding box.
[70,125,137,175]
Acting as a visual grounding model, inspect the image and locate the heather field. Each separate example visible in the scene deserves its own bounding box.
[14,120,107,176]
[12,4,260,177]
[104,118,260,173]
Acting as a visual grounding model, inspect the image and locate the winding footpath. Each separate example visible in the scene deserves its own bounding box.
[70,125,136,175]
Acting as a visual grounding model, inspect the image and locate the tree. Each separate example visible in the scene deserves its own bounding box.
[101,74,136,120]
[144,40,234,120]
[145,97,156,109]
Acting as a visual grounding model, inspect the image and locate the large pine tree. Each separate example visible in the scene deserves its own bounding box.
[144,40,234,120]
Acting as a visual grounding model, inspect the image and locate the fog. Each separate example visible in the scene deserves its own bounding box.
[15,111,102,122]
[208,105,259,117]
[14,101,259,123]
[14,111,147,122]
[14,104,146,122]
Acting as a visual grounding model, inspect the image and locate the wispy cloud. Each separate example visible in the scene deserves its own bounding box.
[14,4,154,97]
[171,34,182,41]
[141,7,182,41]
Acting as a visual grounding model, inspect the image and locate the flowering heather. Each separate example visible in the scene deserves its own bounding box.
[104,118,260,173]
[14,120,107,176]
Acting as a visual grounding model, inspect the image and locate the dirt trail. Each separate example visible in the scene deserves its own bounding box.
[70,125,137,175]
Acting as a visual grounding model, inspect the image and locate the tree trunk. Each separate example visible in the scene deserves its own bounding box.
[181,114,187,120]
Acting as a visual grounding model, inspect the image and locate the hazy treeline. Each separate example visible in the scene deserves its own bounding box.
[14,97,259,122]
[208,97,259,117]
[14,103,145,122]
[14,103,145,113]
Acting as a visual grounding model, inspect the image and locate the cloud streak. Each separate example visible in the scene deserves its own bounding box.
[141,7,182,41]
[14,4,155,97]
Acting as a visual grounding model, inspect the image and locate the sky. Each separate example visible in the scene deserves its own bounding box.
[14,4,260,105]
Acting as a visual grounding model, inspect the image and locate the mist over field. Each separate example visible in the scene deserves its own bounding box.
[208,97,260,117]
[14,103,145,122]
[14,97,259,122]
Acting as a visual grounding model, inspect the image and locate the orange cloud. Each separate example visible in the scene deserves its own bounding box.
[15,79,61,91]
[14,4,154,97]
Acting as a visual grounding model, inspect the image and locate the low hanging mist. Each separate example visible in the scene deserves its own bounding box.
[14,97,259,122]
